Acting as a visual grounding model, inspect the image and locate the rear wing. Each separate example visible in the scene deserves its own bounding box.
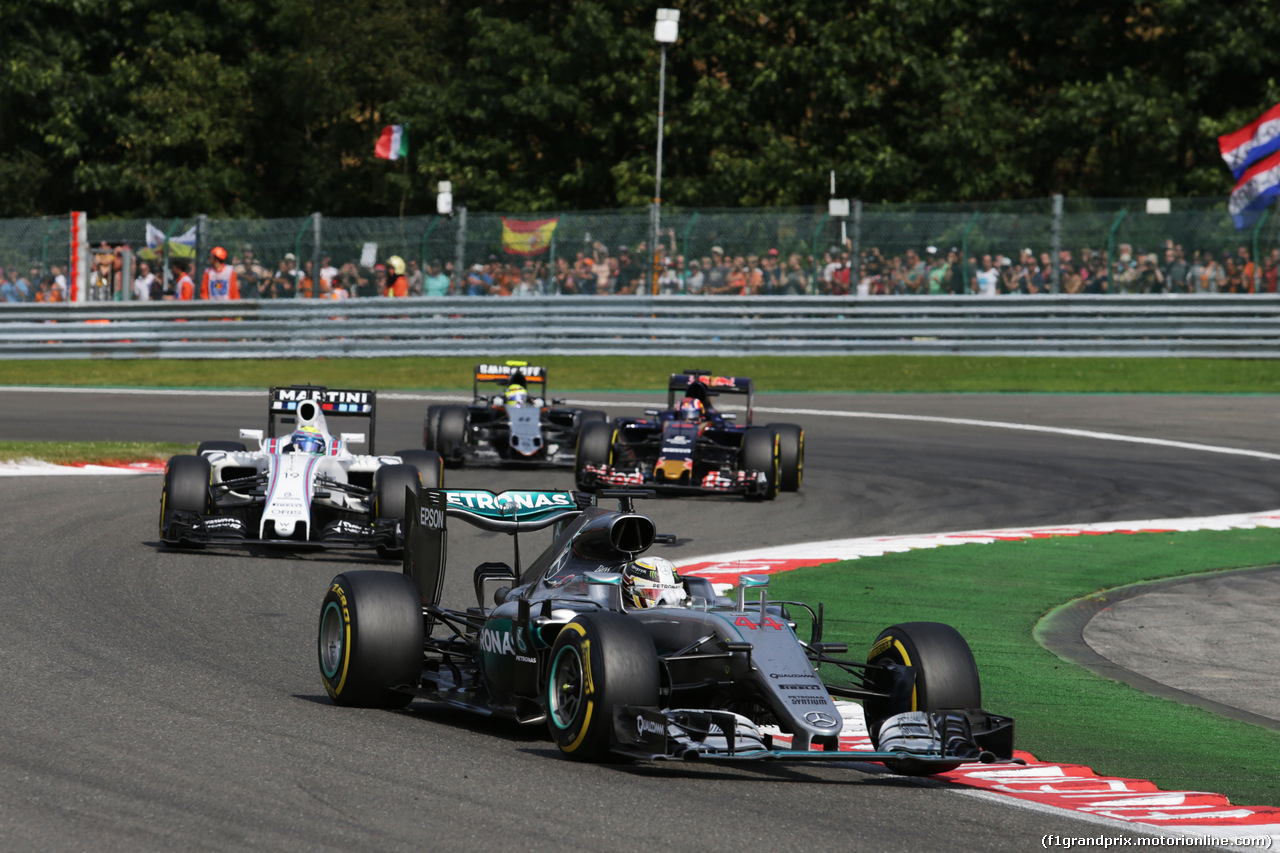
[474,361,548,400]
[667,370,755,424]
[404,487,587,612]
[266,385,378,451]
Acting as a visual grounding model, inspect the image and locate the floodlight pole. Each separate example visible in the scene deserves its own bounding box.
[651,10,679,295]
[650,44,668,296]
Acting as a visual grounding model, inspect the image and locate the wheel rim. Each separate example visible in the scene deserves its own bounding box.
[320,601,346,679]
[548,644,585,730]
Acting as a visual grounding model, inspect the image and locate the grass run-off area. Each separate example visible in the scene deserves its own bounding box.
[5,355,1280,394]
[0,441,192,466]
[770,527,1280,808]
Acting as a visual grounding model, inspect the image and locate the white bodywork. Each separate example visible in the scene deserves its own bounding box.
[204,405,397,541]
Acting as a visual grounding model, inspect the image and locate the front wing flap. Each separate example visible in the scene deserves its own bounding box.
[609,705,1016,768]
[162,511,400,550]
[582,463,770,495]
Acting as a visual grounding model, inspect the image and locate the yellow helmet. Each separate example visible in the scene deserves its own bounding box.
[388,256,406,276]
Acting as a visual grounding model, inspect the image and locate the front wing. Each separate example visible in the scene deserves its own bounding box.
[581,463,770,496]
[610,706,1017,767]
[161,511,401,551]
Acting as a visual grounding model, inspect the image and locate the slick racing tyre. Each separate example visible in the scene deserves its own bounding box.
[766,423,804,492]
[422,405,443,451]
[740,427,780,501]
[159,455,212,546]
[574,420,615,492]
[318,570,423,709]
[578,410,608,427]
[434,406,468,467]
[546,612,659,762]
[394,449,444,489]
[196,440,247,455]
[863,622,982,775]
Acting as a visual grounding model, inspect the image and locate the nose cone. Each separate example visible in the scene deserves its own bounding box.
[274,519,296,537]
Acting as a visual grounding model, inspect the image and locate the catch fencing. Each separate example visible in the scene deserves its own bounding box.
[2,295,1280,359]
[3,197,1276,299]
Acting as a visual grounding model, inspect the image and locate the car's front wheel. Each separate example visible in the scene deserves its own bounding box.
[863,621,982,775]
[159,455,212,545]
[574,420,615,492]
[546,612,659,761]
[740,427,779,500]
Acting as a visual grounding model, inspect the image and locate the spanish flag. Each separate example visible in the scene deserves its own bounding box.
[501,217,559,255]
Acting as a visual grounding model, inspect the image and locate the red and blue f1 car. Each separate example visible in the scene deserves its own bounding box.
[574,370,803,500]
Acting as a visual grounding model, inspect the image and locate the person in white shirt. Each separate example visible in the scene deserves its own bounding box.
[133,261,156,301]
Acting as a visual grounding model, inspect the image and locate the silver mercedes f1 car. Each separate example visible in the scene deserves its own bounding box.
[316,487,1017,774]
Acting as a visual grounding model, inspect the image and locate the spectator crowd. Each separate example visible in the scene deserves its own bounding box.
[4,236,1278,303]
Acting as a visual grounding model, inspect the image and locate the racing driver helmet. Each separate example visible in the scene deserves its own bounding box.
[504,384,528,407]
[676,397,704,422]
[290,425,325,454]
[621,556,687,609]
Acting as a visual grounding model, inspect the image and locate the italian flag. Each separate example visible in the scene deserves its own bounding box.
[375,125,408,161]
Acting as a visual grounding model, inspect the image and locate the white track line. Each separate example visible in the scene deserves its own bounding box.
[6,385,1280,466]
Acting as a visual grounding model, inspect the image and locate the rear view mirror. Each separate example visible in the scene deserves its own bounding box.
[239,429,264,440]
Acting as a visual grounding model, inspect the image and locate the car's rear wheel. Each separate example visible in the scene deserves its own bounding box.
[767,423,804,492]
[318,570,423,708]
[574,420,615,491]
[394,449,444,489]
[740,427,779,500]
[546,612,659,762]
[434,406,468,467]
[159,455,212,545]
[196,440,247,455]
[422,405,443,451]
[863,621,982,775]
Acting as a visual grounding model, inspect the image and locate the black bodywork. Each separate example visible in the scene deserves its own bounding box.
[425,362,603,467]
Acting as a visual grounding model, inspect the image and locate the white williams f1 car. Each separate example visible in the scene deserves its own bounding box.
[159,385,442,557]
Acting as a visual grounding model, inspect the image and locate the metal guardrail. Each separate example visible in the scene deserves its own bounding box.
[2,295,1280,358]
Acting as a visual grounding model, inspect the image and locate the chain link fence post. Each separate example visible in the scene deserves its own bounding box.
[454,207,467,292]
[1050,194,1063,293]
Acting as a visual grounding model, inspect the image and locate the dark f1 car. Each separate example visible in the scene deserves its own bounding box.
[159,385,442,557]
[424,361,607,468]
[574,370,803,500]
[316,488,1015,774]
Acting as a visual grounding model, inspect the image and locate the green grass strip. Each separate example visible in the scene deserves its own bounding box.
[4,356,1280,393]
[768,528,1280,807]
[0,441,191,465]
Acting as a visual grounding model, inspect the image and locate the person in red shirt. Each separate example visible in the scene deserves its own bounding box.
[201,246,240,300]
[384,256,409,297]
[173,259,195,301]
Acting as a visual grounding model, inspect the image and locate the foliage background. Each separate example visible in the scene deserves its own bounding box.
[3,0,1277,218]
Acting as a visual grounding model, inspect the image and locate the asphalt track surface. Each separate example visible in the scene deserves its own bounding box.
[4,388,1280,852]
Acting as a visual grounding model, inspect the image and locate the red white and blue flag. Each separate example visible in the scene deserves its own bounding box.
[374,124,408,161]
[1219,102,1280,181]
[1228,150,1280,230]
